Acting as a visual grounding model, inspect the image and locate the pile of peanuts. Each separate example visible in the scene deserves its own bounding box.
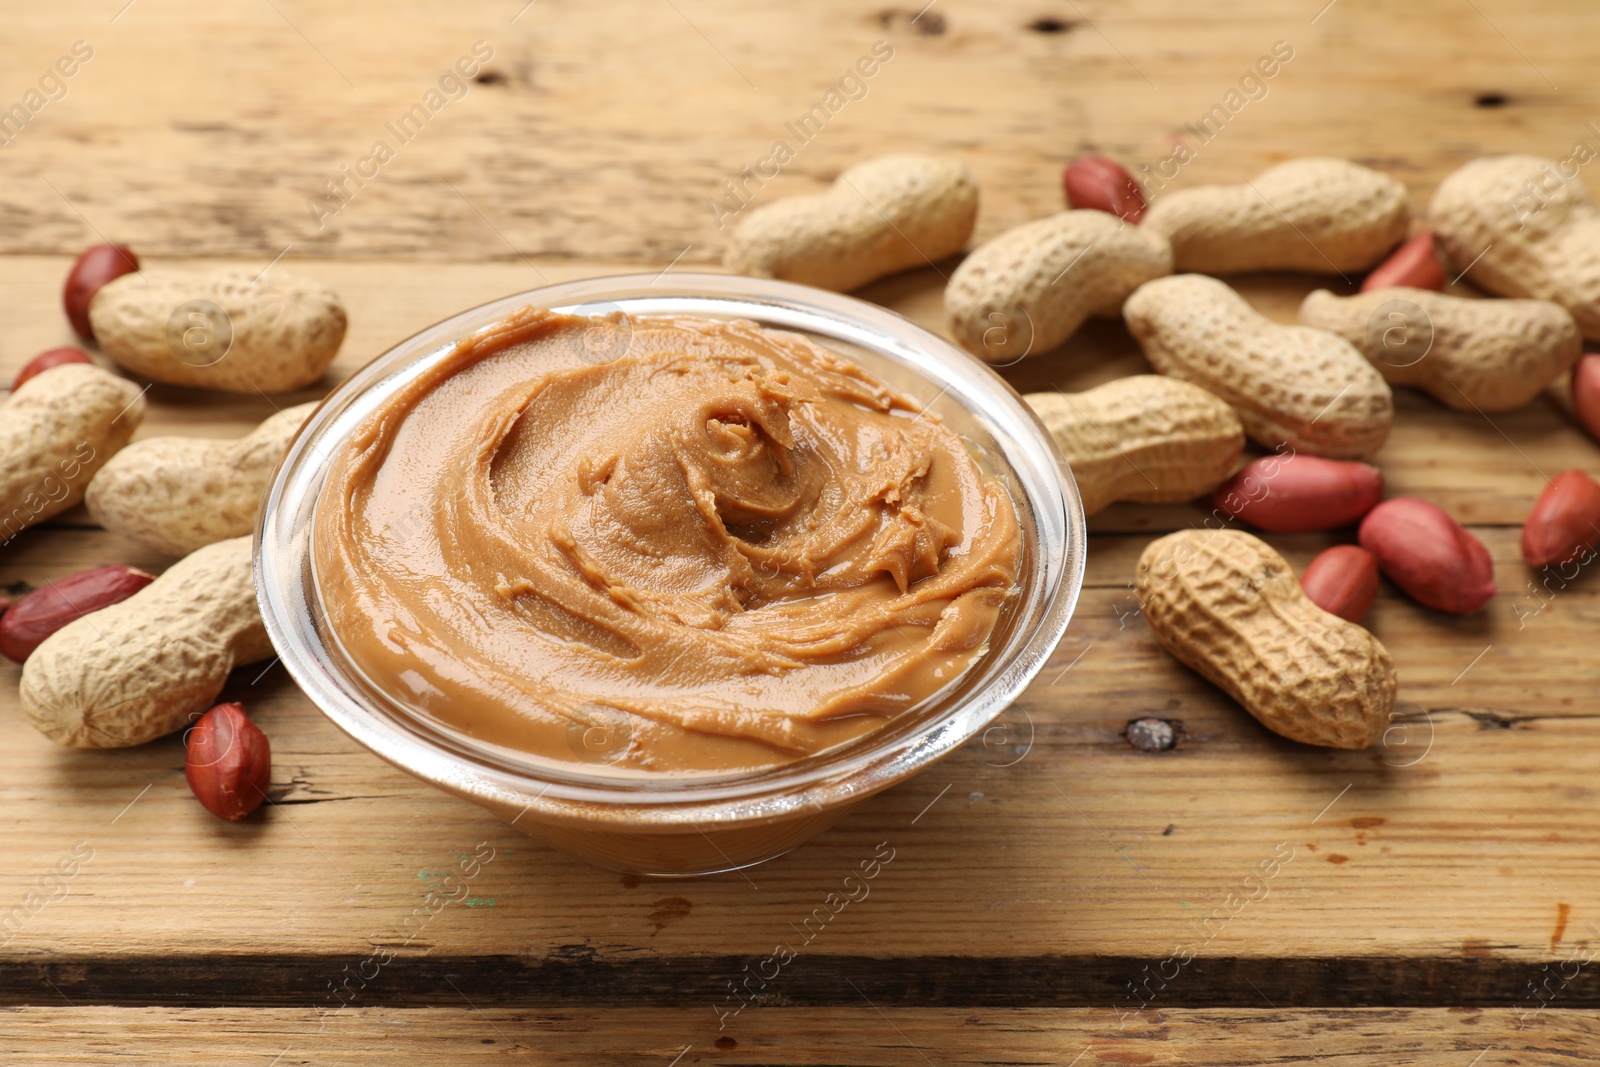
[723,152,1600,750]
[0,246,347,818]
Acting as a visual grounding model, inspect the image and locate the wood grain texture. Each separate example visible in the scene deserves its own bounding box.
[4,0,1600,1058]
[1,262,1598,1003]
[0,0,1597,263]
[3,1007,1596,1065]
[1,520,1596,987]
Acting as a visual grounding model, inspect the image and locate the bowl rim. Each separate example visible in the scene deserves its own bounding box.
[255,272,1086,830]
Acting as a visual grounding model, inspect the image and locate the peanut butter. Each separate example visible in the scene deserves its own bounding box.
[312,309,1018,774]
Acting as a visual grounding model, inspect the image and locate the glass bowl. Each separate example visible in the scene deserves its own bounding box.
[255,273,1085,876]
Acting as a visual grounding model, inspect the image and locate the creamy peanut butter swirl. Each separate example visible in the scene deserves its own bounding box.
[314,310,1018,774]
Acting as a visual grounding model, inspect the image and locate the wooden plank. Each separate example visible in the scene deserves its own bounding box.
[0,0,1595,263]
[1,1007,1595,1064]
[2,522,1597,1002]
[0,257,1596,996]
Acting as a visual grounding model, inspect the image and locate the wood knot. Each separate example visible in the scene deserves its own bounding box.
[1124,717,1182,752]
[877,7,947,35]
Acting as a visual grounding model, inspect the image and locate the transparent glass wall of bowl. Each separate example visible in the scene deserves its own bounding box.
[255,274,1085,868]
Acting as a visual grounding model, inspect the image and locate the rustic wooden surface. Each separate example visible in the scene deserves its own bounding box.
[4,0,1600,1062]
[5,1008,1599,1064]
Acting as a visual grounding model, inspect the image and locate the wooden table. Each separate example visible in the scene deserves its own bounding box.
[4,0,1599,1061]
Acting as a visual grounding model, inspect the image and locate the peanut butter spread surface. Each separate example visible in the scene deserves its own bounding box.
[313,309,1019,774]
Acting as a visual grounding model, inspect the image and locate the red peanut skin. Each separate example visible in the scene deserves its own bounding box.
[13,347,92,390]
[1300,544,1380,623]
[1359,497,1495,614]
[1213,455,1384,533]
[0,564,156,663]
[1522,470,1600,568]
[1360,230,1446,293]
[1573,354,1600,443]
[1063,156,1147,223]
[63,244,140,341]
[185,702,272,821]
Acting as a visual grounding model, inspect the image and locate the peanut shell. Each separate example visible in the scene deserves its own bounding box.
[723,154,977,292]
[1430,155,1600,340]
[89,268,347,393]
[87,402,317,556]
[1142,158,1410,274]
[946,211,1172,361]
[1299,287,1580,411]
[1025,375,1241,515]
[1136,529,1396,749]
[0,363,144,544]
[1124,274,1393,459]
[21,536,273,748]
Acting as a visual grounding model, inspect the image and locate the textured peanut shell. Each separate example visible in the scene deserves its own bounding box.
[1124,274,1394,459]
[1136,529,1396,749]
[89,268,347,392]
[21,536,272,748]
[723,154,978,291]
[0,363,144,543]
[1299,287,1581,411]
[1142,158,1410,274]
[945,211,1173,361]
[86,402,317,556]
[1430,155,1600,340]
[1025,376,1242,515]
